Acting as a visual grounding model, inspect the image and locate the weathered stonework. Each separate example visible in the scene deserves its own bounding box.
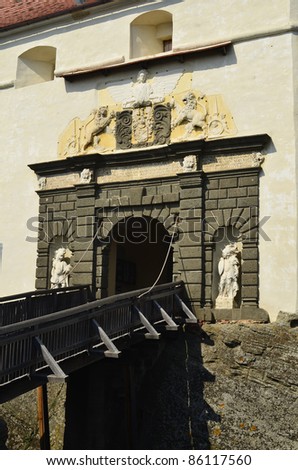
[58,72,237,158]
[200,321,298,450]
[31,135,269,321]
[1,321,296,450]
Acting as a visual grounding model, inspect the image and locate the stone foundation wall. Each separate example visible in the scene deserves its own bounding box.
[201,320,298,449]
[1,320,297,450]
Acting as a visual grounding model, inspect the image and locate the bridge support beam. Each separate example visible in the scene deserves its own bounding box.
[174,294,198,323]
[134,306,160,339]
[153,300,179,331]
[34,336,68,382]
[92,319,121,358]
[37,384,51,450]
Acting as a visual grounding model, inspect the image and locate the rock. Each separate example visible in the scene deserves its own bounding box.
[276,311,298,328]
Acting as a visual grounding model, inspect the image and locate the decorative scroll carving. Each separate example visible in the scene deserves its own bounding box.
[215,243,240,309]
[50,247,72,289]
[153,104,171,145]
[116,110,133,149]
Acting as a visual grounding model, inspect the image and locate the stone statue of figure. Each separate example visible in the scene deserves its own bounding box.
[123,69,162,109]
[50,247,71,289]
[216,243,239,307]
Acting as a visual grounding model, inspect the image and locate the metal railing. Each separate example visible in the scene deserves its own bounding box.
[0,282,196,390]
[0,285,93,326]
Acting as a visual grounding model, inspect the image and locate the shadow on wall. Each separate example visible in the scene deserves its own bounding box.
[63,324,220,450]
[136,324,220,450]
[0,417,8,450]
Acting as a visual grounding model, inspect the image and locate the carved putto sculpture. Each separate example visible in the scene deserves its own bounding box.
[50,247,71,289]
[215,243,240,309]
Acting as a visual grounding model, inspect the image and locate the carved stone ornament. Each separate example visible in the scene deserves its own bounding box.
[132,107,153,145]
[38,177,47,190]
[121,69,177,109]
[172,91,208,138]
[58,70,237,158]
[80,168,93,184]
[252,152,265,167]
[82,106,115,152]
[215,243,240,309]
[116,110,133,150]
[182,155,197,173]
[171,90,237,143]
[50,247,72,289]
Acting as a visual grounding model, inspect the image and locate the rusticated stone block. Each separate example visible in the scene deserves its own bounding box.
[228,187,247,198]
[76,197,95,208]
[239,175,258,186]
[242,273,258,285]
[242,260,258,273]
[242,248,258,260]
[237,196,258,208]
[205,200,218,210]
[180,188,202,199]
[205,178,219,189]
[162,193,179,203]
[54,194,67,203]
[218,199,237,209]
[219,177,238,188]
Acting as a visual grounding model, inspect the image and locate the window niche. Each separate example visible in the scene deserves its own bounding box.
[130,10,172,59]
[212,226,242,309]
[15,46,56,89]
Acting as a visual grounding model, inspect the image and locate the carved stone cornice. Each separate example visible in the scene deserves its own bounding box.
[29,134,270,177]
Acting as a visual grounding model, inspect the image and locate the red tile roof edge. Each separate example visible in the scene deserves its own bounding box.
[0,0,112,32]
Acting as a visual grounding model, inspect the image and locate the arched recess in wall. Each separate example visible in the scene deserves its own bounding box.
[15,46,56,89]
[130,10,173,59]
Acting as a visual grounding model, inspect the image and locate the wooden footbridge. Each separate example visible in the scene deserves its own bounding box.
[0,281,197,405]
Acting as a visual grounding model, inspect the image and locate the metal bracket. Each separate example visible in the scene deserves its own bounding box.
[174,294,197,323]
[34,336,68,382]
[92,319,121,358]
[134,306,160,339]
[153,300,178,331]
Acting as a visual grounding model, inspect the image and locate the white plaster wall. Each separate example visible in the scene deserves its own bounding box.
[0,0,297,319]
[0,0,293,82]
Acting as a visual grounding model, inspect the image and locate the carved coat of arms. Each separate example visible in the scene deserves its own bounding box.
[57,69,237,158]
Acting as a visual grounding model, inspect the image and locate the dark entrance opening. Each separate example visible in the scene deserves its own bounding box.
[107,216,173,295]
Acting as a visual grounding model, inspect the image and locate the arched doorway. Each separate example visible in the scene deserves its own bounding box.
[106,216,173,295]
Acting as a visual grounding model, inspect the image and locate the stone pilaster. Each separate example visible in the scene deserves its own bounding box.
[72,183,98,294]
[178,171,203,318]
